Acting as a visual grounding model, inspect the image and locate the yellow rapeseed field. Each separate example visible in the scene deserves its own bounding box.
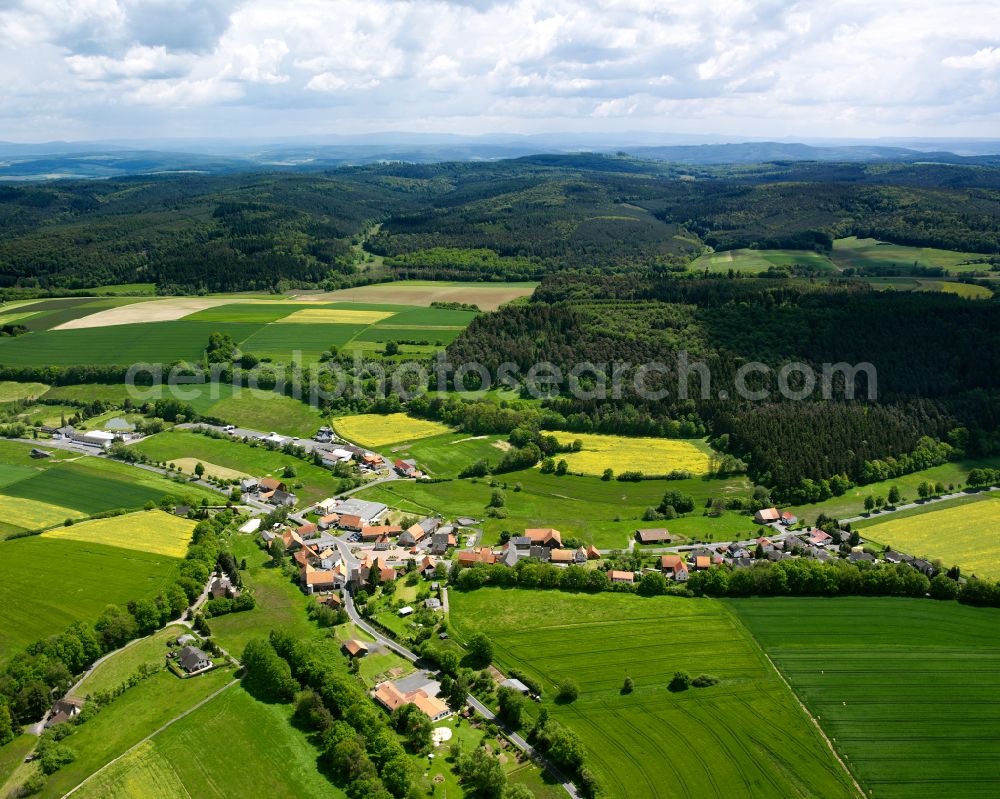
[861,496,1000,579]
[277,308,396,325]
[333,412,452,449]
[1,495,84,529]
[541,431,712,476]
[43,510,195,558]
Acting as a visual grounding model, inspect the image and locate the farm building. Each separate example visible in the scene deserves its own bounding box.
[270,489,297,507]
[754,507,781,524]
[318,513,340,530]
[635,528,673,544]
[45,697,83,728]
[524,528,563,548]
[609,570,635,584]
[430,529,457,554]
[361,524,402,541]
[501,678,530,695]
[343,639,369,658]
[457,547,497,566]
[334,498,388,525]
[394,458,422,477]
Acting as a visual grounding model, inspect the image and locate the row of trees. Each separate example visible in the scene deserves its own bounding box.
[451,556,1000,608]
[0,511,238,740]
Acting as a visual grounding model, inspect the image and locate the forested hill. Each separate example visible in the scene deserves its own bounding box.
[1,156,999,293]
[447,275,1000,498]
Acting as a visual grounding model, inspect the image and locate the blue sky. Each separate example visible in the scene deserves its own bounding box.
[1,0,998,142]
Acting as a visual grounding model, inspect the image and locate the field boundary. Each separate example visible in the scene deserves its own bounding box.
[60,679,239,799]
[725,609,865,799]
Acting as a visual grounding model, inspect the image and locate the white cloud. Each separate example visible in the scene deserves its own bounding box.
[0,0,997,139]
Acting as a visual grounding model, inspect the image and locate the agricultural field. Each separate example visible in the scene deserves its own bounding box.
[393,431,510,477]
[197,390,324,438]
[830,236,990,274]
[131,429,336,505]
[42,510,196,558]
[0,297,480,368]
[71,685,340,799]
[542,431,713,476]
[39,382,136,404]
[0,537,181,660]
[24,668,235,799]
[450,588,858,799]
[0,380,48,401]
[70,625,187,700]
[332,411,453,449]
[0,443,216,535]
[358,466,755,548]
[785,457,1000,522]
[856,493,1000,578]
[693,248,836,273]
[731,597,1000,799]
[168,457,249,480]
[291,279,538,311]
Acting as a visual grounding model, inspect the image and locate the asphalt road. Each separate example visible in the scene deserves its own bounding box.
[341,591,579,798]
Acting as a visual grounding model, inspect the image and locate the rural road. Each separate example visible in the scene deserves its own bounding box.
[342,592,580,798]
[840,485,998,523]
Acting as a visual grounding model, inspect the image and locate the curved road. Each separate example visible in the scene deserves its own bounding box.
[342,592,580,798]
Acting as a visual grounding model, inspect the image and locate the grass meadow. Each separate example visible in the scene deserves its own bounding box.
[856,493,1000,578]
[332,411,453,449]
[392,431,509,477]
[731,597,1000,799]
[132,430,336,505]
[71,684,340,799]
[0,381,48,401]
[450,588,858,799]
[358,467,755,548]
[542,431,713,476]
[27,668,235,799]
[0,537,181,661]
[694,248,836,273]
[785,457,1000,522]
[830,236,988,273]
[70,625,187,700]
[42,510,196,558]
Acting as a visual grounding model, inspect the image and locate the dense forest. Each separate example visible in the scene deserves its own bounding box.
[446,275,1000,497]
[1,155,998,292]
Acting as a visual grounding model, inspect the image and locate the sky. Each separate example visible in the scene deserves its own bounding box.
[1,0,999,143]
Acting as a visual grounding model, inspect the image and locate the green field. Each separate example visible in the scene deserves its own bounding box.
[70,625,187,700]
[357,467,754,547]
[856,493,1000,578]
[786,457,1000,522]
[40,382,136,404]
[71,684,341,799]
[694,248,836,273]
[0,296,481,368]
[0,447,218,534]
[0,380,48,402]
[730,597,1000,799]
[28,668,234,798]
[451,588,858,799]
[200,391,324,438]
[390,431,509,477]
[209,536,324,656]
[132,430,336,505]
[831,236,989,273]
[0,537,181,660]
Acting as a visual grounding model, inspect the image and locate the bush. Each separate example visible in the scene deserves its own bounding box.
[691,674,719,688]
[556,678,579,703]
[668,671,690,692]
